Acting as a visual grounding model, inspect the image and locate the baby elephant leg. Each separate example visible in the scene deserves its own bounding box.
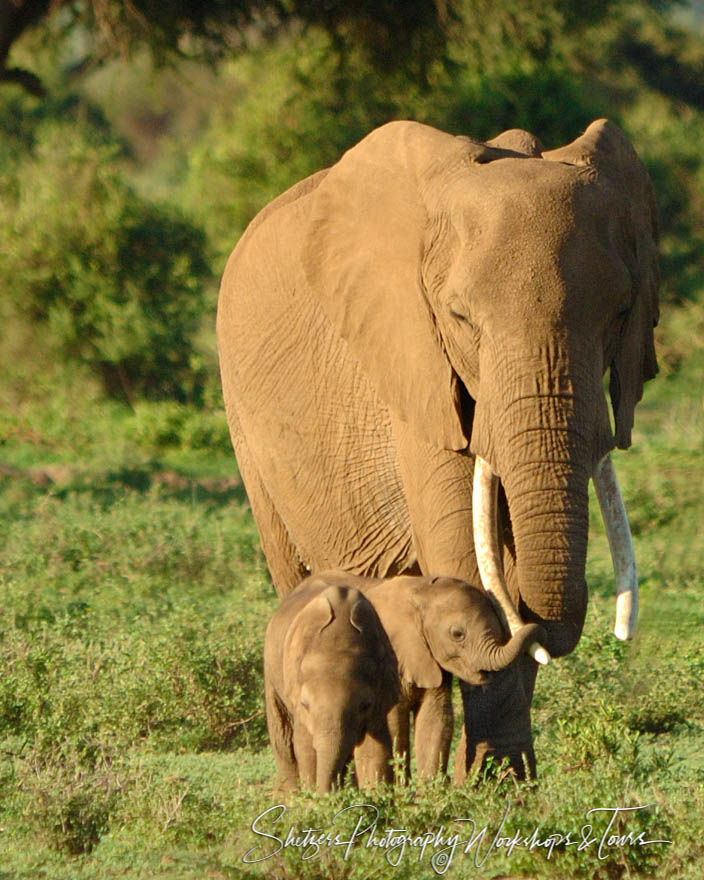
[354,721,394,789]
[386,696,413,783]
[265,681,300,795]
[413,679,453,779]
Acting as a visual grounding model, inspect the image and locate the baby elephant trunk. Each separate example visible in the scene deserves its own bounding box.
[314,734,354,795]
[475,623,546,672]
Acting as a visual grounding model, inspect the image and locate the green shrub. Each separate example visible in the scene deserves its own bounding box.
[0,485,271,760]
[19,748,125,855]
[0,120,211,403]
[132,400,232,453]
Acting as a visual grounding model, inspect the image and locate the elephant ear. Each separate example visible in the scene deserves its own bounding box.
[281,588,336,700]
[349,591,401,711]
[486,128,544,156]
[302,121,500,452]
[348,591,378,632]
[367,579,443,690]
[543,119,659,448]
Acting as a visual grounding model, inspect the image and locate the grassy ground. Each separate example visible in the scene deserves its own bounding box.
[0,300,702,879]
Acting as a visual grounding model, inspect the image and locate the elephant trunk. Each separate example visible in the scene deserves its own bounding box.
[473,455,551,664]
[314,732,353,795]
[458,381,594,781]
[502,454,591,658]
[473,622,546,672]
[472,368,595,658]
[475,451,638,649]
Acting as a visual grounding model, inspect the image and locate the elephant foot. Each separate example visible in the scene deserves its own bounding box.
[453,729,536,783]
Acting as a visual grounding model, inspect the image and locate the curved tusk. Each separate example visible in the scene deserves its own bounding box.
[593,453,638,640]
[472,456,551,665]
[528,640,551,666]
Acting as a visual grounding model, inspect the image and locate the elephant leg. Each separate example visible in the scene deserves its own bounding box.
[265,681,299,794]
[413,677,453,780]
[292,723,317,790]
[225,403,308,597]
[453,727,469,785]
[354,721,393,789]
[454,659,536,783]
[386,697,413,783]
[393,428,540,781]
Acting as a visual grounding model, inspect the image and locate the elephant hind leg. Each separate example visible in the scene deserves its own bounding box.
[226,403,308,597]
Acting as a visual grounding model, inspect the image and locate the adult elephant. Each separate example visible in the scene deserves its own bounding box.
[217,119,659,779]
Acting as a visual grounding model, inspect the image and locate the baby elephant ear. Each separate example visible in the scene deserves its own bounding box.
[367,580,443,690]
[349,591,401,709]
[543,119,659,447]
[348,590,376,633]
[486,128,544,156]
[312,586,344,631]
[302,121,469,452]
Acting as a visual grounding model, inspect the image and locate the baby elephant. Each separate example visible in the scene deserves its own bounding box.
[306,571,545,781]
[264,579,400,796]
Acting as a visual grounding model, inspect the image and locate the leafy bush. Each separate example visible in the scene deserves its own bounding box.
[0,119,211,403]
[19,748,125,855]
[132,400,232,453]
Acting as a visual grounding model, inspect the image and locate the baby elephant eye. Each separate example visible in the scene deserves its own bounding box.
[450,626,466,641]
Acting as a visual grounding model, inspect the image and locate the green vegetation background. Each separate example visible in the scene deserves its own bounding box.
[0,1,703,877]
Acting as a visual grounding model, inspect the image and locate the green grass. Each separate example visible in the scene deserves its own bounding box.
[0,301,702,879]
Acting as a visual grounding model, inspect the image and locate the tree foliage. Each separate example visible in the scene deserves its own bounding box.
[0,0,457,96]
[1,0,703,404]
[0,115,211,403]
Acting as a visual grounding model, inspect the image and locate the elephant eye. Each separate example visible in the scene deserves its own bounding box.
[448,306,480,341]
[358,699,372,714]
[449,307,475,328]
[300,698,310,711]
[450,626,466,641]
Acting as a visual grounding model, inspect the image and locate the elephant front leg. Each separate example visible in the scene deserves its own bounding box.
[454,659,536,783]
[413,676,453,779]
[386,697,412,783]
[354,721,394,789]
[392,418,480,582]
[293,723,317,790]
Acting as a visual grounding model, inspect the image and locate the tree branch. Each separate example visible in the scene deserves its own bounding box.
[0,64,46,96]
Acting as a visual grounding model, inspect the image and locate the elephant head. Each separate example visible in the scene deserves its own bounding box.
[367,575,544,687]
[275,582,399,794]
[300,119,658,775]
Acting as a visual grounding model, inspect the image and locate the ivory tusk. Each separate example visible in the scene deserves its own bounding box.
[593,453,638,640]
[472,456,551,665]
[528,642,551,666]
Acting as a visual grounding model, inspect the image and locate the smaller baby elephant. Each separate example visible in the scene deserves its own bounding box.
[264,580,400,796]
